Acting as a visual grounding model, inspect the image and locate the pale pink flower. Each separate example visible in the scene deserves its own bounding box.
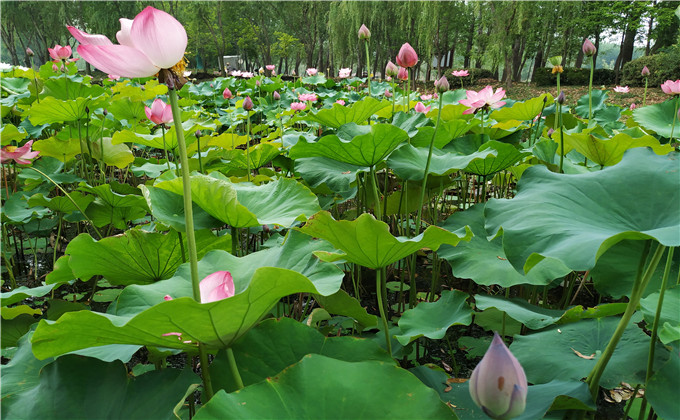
[107,74,120,81]
[199,271,235,303]
[0,140,40,165]
[452,70,469,77]
[48,44,72,61]
[613,86,630,93]
[336,99,346,105]
[414,102,431,113]
[306,68,318,76]
[397,67,408,81]
[241,71,254,78]
[144,98,173,125]
[338,67,351,78]
[385,60,399,78]
[629,103,637,110]
[52,63,59,72]
[459,85,507,114]
[358,24,371,40]
[396,43,418,68]
[163,295,173,301]
[223,87,233,100]
[384,89,392,98]
[420,94,433,101]
[231,70,242,77]
[266,64,275,71]
[661,80,680,95]
[290,102,306,111]
[298,93,318,102]
[67,6,187,78]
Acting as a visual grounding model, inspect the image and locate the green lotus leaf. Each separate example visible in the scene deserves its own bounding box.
[646,351,680,419]
[510,316,669,387]
[139,184,224,232]
[64,229,230,285]
[111,79,168,101]
[392,111,430,136]
[155,173,321,228]
[32,136,83,162]
[288,123,408,167]
[490,93,554,122]
[395,290,472,345]
[211,318,391,392]
[298,211,471,269]
[1,284,59,307]
[485,148,680,274]
[41,77,107,101]
[314,289,377,329]
[410,119,471,148]
[194,355,457,420]
[574,89,608,118]
[296,97,389,128]
[4,355,196,420]
[89,137,135,169]
[474,295,567,329]
[640,284,680,331]
[560,130,672,167]
[105,97,147,126]
[464,140,530,176]
[0,124,26,146]
[26,95,107,124]
[219,142,281,170]
[633,98,679,138]
[27,191,94,214]
[387,143,496,181]
[186,131,249,154]
[294,156,367,194]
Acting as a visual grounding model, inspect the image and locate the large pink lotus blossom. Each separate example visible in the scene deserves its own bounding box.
[338,68,351,78]
[396,43,418,68]
[414,102,431,113]
[459,85,506,114]
[613,86,630,93]
[298,93,318,102]
[661,80,680,95]
[67,6,187,78]
[241,71,254,78]
[306,68,318,76]
[231,70,242,77]
[469,332,527,419]
[48,44,72,61]
[384,89,392,98]
[290,102,306,111]
[199,271,235,303]
[452,70,469,77]
[0,140,40,165]
[266,65,275,71]
[145,98,173,125]
[420,94,433,101]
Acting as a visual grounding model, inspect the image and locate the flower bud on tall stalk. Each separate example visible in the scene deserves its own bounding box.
[582,38,597,121]
[358,24,372,96]
[641,66,650,106]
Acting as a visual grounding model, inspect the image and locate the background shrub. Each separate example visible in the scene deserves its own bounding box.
[621,45,680,86]
[533,67,616,86]
[444,67,496,86]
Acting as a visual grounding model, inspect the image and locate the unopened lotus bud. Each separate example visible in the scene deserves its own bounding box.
[273,91,281,101]
[223,87,233,100]
[396,43,418,68]
[103,108,108,116]
[547,128,555,138]
[358,24,371,40]
[434,76,449,93]
[641,66,650,77]
[243,96,253,111]
[85,106,90,114]
[557,91,566,105]
[195,130,203,138]
[582,39,597,57]
[547,56,562,67]
[385,61,399,78]
[397,66,408,81]
[163,295,173,301]
[26,47,34,57]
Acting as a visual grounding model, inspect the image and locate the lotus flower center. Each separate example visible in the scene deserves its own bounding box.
[5,146,17,153]
[169,57,188,77]
[498,376,505,390]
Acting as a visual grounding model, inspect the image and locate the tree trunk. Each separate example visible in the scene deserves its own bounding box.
[593,31,600,69]
[463,12,475,69]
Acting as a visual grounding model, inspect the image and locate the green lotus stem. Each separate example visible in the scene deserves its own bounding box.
[53,214,63,266]
[639,247,675,418]
[196,136,204,173]
[226,347,244,390]
[246,114,252,182]
[558,104,565,174]
[364,41,371,97]
[160,126,172,173]
[406,69,411,112]
[480,108,486,137]
[168,88,215,401]
[376,267,392,356]
[556,73,561,96]
[368,165,382,220]
[670,96,679,147]
[391,80,397,118]
[585,242,666,399]
[414,94,443,236]
[588,56,594,121]
[642,77,648,107]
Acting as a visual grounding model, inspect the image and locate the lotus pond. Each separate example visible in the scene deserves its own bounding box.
[1,9,680,420]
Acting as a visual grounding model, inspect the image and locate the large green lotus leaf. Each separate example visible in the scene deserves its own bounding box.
[111,79,168,102]
[31,265,341,358]
[32,135,82,162]
[288,123,409,166]
[574,89,608,118]
[510,317,669,387]
[1,284,59,307]
[27,191,94,214]
[2,314,36,348]
[89,136,135,169]
[0,124,26,145]
[41,77,108,101]
[646,350,680,419]
[474,295,566,330]
[194,354,457,420]
[77,182,148,229]
[640,284,680,331]
[139,184,224,232]
[464,140,530,176]
[412,366,595,420]
[186,131,249,154]
[438,204,571,287]
[211,318,392,392]
[112,119,211,150]
[26,95,107,124]
[294,157,367,194]
[410,119,471,148]
[64,229,230,285]
[561,130,672,167]
[78,181,145,208]
[490,93,554,122]
[297,211,472,269]
[485,148,680,274]
[392,111,431,136]
[1,330,53,408]
[314,289,377,329]
[633,98,679,138]
[219,142,281,170]
[395,290,472,345]
[591,240,679,299]
[387,143,495,181]
[4,355,197,420]
[155,173,320,228]
[106,97,147,125]
[297,97,389,128]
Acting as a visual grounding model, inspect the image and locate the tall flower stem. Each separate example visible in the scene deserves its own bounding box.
[642,77,648,107]
[414,94,443,235]
[364,41,372,97]
[226,347,245,390]
[584,242,666,399]
[558,103,565,174]
[368,165,382,220]
[406,70,411,112]
[588,56,594,121]
[167,88,215,401]
[669,96,679,146]
[391,80,397,118]
[246,114,252,182]
[375,267,392,356]
[160,126,172,173]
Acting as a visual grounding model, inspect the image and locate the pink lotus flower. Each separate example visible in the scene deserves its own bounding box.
[420,94,433,101]
[629,103,637,110]
[52,63,59,72]
[358,24,371,40]
[397,66,408,81]
[266,64,275,71]
[223,87,233,100]
[414,102,431,113]
[298,93,318,102]
[613,86,630,93]
[452,70,469,77]
[48,44,72,61]
[199,271,235,303]
[469,332,527,419]
[306,68,318,76]
[384,89,392,98]
[290,102,306,111]
[163,295,173,301]
[338,67,351,78]
[459,85,507,114]
[242,96,254,111]
[107,74,120,81]
[385,60,399,78]
[231,70,242,77]
[396,43,418,68]
[582,39,597,57]
[242,71,254,78]
[641,66,650,77]
[0,141,40,165]
[661,79,680,95]
[145,98,173,125]
[67,6,187,79]
[336,99,346,106]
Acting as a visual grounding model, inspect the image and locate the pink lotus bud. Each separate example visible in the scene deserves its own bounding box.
[199,271,235,303]
[557,91,566,105]
[397,66,408,81]
[661,79,680,95]
[547,128,555,138]
[26,47,34,57]
[336,99,346,106]
[629,103,637,110]
[358,24,371,40]
[163,295,173,301]
[384,89,392,98]
[266,65,275,71]
[256,80,261,87]
[385,61,399,78]
[396,43,418,68]
[641,66,650,77]
[469,332,528,420]
[273,91,281,100]
[223,87,233,100]
[434,76,449,93]
[210,83,214,88]
[52,63,59,72]
[242,96,254,111]
[414,102,431,113]
[582,39,597,57]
